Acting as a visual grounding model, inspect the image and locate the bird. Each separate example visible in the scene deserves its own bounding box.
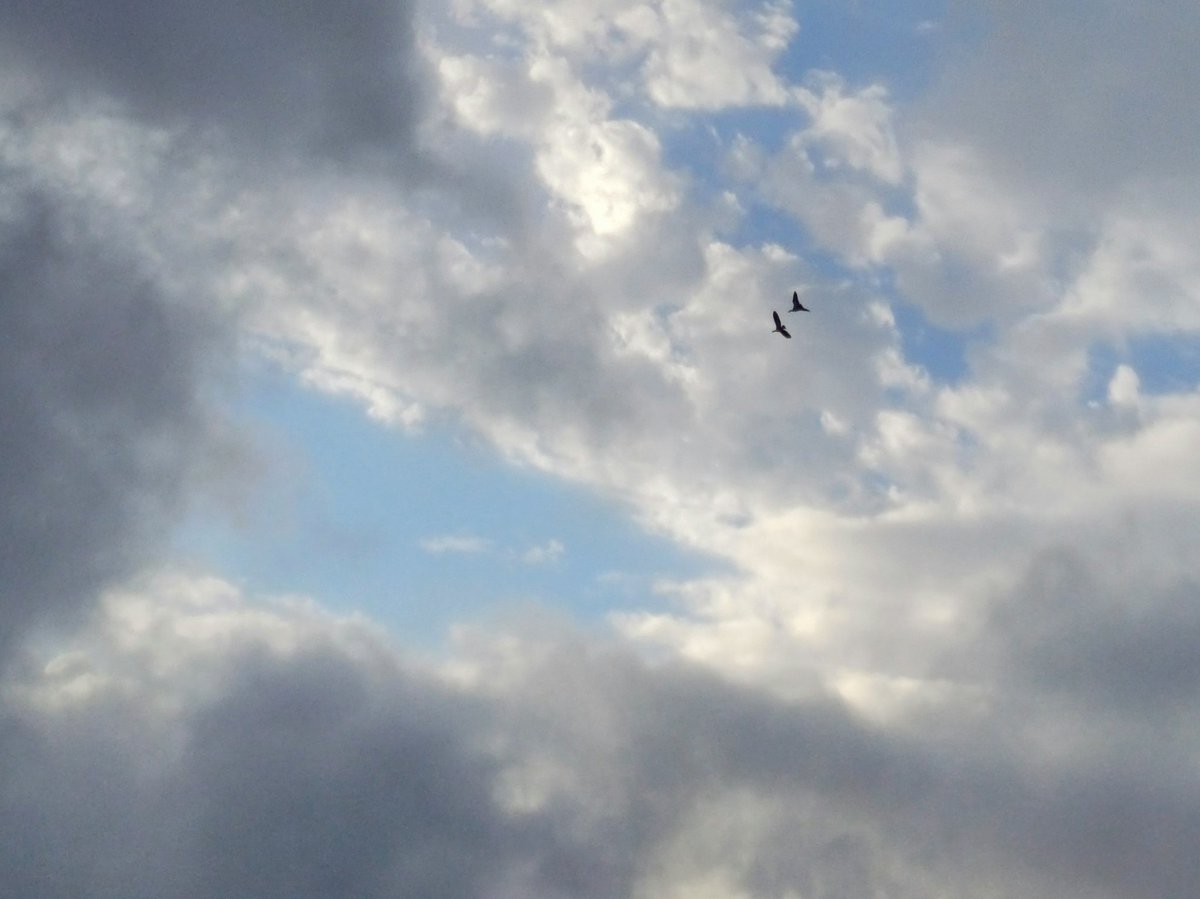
[788,290,810,313]
[772,310,791,338]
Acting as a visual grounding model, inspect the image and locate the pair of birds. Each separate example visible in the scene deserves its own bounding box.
[772,291,809,338]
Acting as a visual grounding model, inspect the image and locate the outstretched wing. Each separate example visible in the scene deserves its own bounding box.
[773,310,783,328]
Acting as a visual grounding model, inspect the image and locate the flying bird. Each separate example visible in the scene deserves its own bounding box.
[772,310,791,338]
[789,291,810,312]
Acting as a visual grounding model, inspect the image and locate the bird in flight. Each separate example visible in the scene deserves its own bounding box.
[772,310,791,338]
[789,291,810,313]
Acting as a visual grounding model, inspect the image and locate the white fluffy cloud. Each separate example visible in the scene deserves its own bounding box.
[638,0,800,108]
[451,0,799,109]
[438,49,681,251]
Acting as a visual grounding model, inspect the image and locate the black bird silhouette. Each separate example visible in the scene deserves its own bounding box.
[789,290,810,312]
[772,310,791,338]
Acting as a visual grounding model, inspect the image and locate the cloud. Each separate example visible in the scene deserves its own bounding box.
[420,534,565,565]
[793,73,905,185]
[452,0,800,110]
[521,538,565,565]
[638,0,800,109]
[3,4,1200,897]
[438,47,683,255]
[0,187,228,660]
[0,0,424,162]
[748,100,1058,328]
[4,572,1199,898]
[983,546,1200,717]
[1,573,510,898]
[918,2,1200,205]
[420,534,494,555]
[193,6,1200,745]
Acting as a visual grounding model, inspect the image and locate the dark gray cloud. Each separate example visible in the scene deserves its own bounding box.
[0,595,506,898]
[926,2,1200,206]
[989,547,1200,714]
[177,649,508,898]
[0,604,940,899]
[3,588,1197,899]
[0,188,224,659]
[0,0,423,162]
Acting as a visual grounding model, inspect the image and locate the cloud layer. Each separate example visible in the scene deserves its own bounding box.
[6,571,1200,898]
[3,1,1200,897]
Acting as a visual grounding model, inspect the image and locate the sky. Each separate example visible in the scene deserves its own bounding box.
[2,1,1200,897]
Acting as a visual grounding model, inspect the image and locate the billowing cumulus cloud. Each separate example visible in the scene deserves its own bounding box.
[5,572,1200,898]
[452,0,799,109]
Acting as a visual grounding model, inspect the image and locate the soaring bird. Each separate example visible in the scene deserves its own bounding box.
[772,310,791,338]
[789,290,810,312]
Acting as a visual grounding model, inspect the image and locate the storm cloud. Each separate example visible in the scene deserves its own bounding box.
[0,0,423,161]
[3,576,1198,899]
[0,189,223,658]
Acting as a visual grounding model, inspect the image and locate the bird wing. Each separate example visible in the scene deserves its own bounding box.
[773,310,783,328]
[780,325,791,338]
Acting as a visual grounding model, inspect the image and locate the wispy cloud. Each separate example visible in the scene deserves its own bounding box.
[420,534,566,566]
[418,534,493,555]
[520,538,565,565]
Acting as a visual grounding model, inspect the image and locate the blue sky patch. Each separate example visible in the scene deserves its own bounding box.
[890,299,977,384]
[172,363,723,647]
[1128,333,1200,395]
[781,0,963,100]
[1084,334,1200,403]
